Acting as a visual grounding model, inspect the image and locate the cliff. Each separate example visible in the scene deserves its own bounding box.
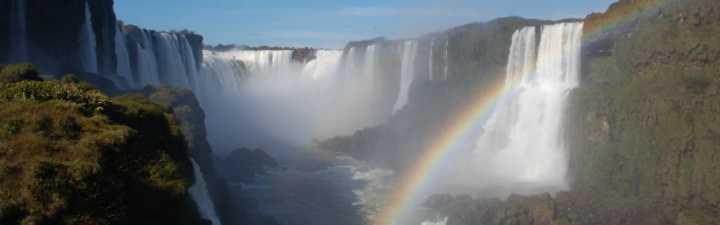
[0,0,12,63]
[142,86,230,224]
[417,0,720,225]
[321,17,555,171]
[0,0,204,88]
[0,64,205,225]
[0,0,118,74]
[566,0,720,223]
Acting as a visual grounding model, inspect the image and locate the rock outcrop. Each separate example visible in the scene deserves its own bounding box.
[0,0,204,88]
[0,64,205,225]
[143,86,231,225]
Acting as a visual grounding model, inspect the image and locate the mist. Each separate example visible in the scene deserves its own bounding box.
[198,47,395,156]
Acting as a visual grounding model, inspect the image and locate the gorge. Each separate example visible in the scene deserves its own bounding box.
[1,0,720,225]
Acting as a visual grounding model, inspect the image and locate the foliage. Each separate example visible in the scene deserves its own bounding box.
[0,64,203,225]
[0,64,42,84]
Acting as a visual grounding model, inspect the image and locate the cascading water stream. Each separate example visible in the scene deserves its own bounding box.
[504,27,537,88]
[9,0,28,62]
[114,24,133,84]
[302,50,342,80]
[180,36,200,90]
[393,41,418,114]
[189,159,222,225]
[135,30,161,86]
[363,45,377,84]
[199,50,246,97]
[443,40,449,80]
[79,1,98,73]
[363,45,377,90]
[155,33,191,87]
[229,50,293,74]
[421,217,448,225]
[472,22,583,187]
[428,39,434,81]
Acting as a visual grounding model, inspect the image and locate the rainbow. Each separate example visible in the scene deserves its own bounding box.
[375,1,679,225]
[583,0,675,44]
[374,75,511,225]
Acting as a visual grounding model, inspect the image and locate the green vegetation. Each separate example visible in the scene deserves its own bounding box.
[0,64,203,225]
[566,0,720,223]
[0,64,43,83]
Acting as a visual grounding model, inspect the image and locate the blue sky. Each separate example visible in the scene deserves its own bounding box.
[115,0,616,48]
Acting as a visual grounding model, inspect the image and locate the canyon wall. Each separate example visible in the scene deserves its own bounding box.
[422,1,720,225]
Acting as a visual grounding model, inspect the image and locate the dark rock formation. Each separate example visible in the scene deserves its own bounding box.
[291,47,316,63]
[0,0,204,84]
[141,86,232,225]
[0,0,11,63]
[88,0,118,74]
[24,0,91,74]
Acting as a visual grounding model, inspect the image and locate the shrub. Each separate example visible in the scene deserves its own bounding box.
[0,64,42,83]
[0,64,201,225]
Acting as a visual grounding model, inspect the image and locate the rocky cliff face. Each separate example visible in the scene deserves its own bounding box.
[143,87,230,225]
[1,1,230,223]
[567,0,720,223]
[0,65,205,225]
[0,1,11,63]
[422,0,720,225]
[290,47,316,63]
[24,0,100,74]
[0,0,204,86]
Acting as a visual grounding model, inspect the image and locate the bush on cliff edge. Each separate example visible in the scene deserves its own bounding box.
[0,64,203,225]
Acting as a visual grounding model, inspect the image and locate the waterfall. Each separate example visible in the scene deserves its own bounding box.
[134,30,161,86]
[346,47,357,70]
[199,46,393,150]
[473,22,583,187]
[421,217,448,225]
[428,39,434,81]
[180,36,200,90]
[154,33,191,87]
[443,40,449,80]
[302,50,342,80]
[536,24,582,88]
[9,0,28,62]
[200,50,247,96]
[200,48,322,96]
[340,47,359,82]
[79,1,98,73]
[114,24,133,84]
[189,159,222,225]
[363,45,377,84]
[393,41,418,114]
[210,49,294,75]
[505,27,537,88]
